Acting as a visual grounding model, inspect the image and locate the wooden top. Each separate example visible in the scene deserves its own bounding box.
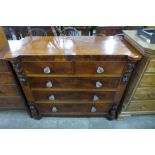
[1,36,141,60]
[123,30,155,56]
[0,27,9,53]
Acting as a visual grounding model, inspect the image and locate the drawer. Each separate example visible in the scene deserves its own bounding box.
[0,73,15,84]
[22,61,73,75]
[0,96,25,109]
[22,61,127,75]
[140,74,155,87]
[75,61,127,75]
[32,91,115,102]
[0,60,10,72]
[146,60,155,73]
[35,103,112,114]
[133,88,155,100]
[0,85,20,96]
[29,77,120,89]
[127,100,155,112]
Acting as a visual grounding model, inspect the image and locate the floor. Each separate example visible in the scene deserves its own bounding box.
[0,110,155,129]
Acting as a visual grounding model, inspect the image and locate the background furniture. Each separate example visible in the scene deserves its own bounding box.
[93,26,139,36]
[3,26,139,39]
[0,27,26,110]
[119,30,155,118]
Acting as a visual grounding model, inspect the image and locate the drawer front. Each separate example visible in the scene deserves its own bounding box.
[0,85,20,96]
[140,74,155,87]
[127,100,155,112]
[133,88,155,100]
[0,73,15,84]
[0,60,10,72]
[0,96,25,109]
[75,61,127,75]
[22,61,127,75]
[146,60,155,73]
[22,61,73,75]
[32,91,115,102]
[29,77,120,89]
[35,103,112,114]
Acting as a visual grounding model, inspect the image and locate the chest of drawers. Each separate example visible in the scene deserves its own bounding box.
[3,36,141,120]
[119,30,155,118]
[0,27,26,110]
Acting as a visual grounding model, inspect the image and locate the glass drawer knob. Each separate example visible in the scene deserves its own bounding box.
[44,66,51,74]
[97,66,104,74]
[91,106,97,113]
[49,95,55,101]
[93,95,100,101]
[96,81,103,88]
[46,81,53,88]
[51,106,58,112]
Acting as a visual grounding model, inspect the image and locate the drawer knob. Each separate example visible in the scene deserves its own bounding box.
[46,81,53,88]
[49,95,55,101]
[51,106,58,112]
[91,106,97,113]
[44,66,51,74]
[96,81,103,88]
[93,95,100,101]
[97,66,104,74]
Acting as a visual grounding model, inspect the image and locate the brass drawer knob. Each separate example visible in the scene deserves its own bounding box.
[49,95,55,101]
[93,95,100,101]
[91,106,97,113]
[51,106,58,112]
[96,81,103,88]
[46,81,53,88]
[43,66,51,74]
[97,66,104,74]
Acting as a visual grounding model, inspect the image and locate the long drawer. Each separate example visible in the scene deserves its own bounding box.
[139,74,155,87]
[35,102,112,114]
[0,96,25,109]
[29,77,120,89]
[0,60,10,72]
[133,87,155,100]
[145,59,155,73]
[22,61,127,75]
[127,100,155,112]
[0,73,15,84]
[0,85,20,96]
[32,91,115,102]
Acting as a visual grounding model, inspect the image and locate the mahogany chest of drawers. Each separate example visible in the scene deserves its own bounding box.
[3,36,141,119]
[119,30,155,118]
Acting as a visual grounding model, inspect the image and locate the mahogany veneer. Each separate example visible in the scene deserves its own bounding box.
[2,36,141,119]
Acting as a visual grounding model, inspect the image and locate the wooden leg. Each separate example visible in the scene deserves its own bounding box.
[29,104,42,120]
[107,104,117,120]
[117,114,131,120]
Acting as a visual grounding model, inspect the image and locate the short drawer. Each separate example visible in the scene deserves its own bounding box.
[75,61,127,75]
[133,88,155,100]
[0,96,25,109]
[140,74,155,87]
[127,100,155,112]
[35,103,112,114]
[0,73,15,84]
[22,61,73,75]
[0,85,20,96]
[146,59,155,73]
[0,60,10,72]
[32,91,115,102]
[29,77,120,89]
